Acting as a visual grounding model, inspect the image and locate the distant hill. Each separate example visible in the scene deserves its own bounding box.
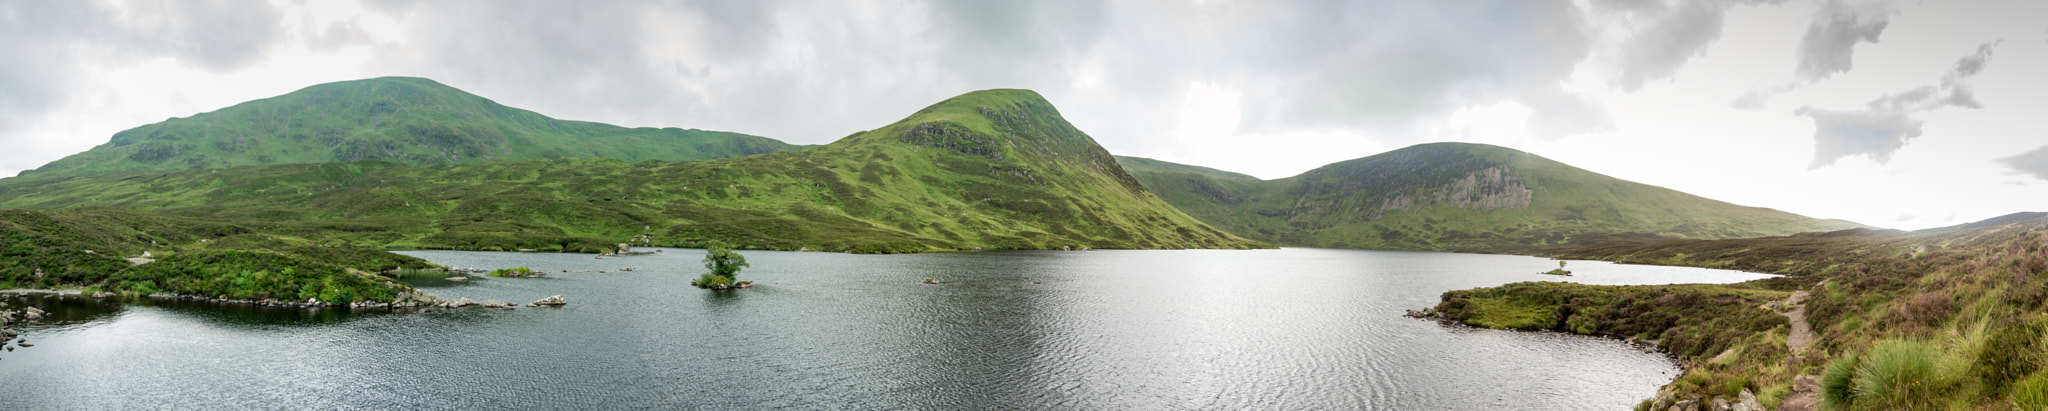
[1121,142,1865,253]
[1114,156,1259,181]
[14,77,802,179]
[0,89,1262,253]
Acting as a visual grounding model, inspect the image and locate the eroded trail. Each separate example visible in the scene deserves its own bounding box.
[1779,291,1819,411]
[1784,291,1813,354]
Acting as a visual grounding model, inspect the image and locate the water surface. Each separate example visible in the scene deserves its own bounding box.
[0,248,1771,409]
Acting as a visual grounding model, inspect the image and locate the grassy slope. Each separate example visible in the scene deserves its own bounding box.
[0,207,434,302]
[0,89,1263,253]
[12,77,802,180]
[1439,213,2048,409]
[1122,142,1864,253]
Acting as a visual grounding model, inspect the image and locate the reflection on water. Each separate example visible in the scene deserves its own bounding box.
[0,248,1770,409]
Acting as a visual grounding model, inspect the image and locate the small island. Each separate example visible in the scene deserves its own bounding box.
[1543,260,1572,276]
[690,241,753,290]
[487,267,544,278]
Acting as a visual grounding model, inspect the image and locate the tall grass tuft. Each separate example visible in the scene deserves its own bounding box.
[1821,353,1861,409]
[2012,372,2048,410]
[1852,340,1950,410]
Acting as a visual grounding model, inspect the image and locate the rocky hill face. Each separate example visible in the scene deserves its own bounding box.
[1123,142,1864,252]
[13,77,801,179]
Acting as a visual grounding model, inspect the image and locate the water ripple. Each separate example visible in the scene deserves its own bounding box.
[0,248,1754,409]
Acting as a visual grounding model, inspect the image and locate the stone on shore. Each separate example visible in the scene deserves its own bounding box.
[529,295,567,307]
[1732,389,1764,411]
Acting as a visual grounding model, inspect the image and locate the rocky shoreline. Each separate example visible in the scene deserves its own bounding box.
[2,302,47,359]
[131,290,571,311]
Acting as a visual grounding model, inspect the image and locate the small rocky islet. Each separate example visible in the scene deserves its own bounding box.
[1,302,48,359]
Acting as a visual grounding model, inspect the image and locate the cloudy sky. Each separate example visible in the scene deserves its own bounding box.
[1,0,2043,230]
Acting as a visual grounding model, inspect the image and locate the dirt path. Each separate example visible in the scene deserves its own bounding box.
[1779,291,1819,411]
[1784,291,1813,354]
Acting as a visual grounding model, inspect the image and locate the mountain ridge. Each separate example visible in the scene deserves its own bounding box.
[1121,142,1866,252]
[0,88,1263,254]
[14,77,804,179]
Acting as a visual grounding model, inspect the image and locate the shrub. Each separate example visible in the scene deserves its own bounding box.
[690,273,732,289]
[2014,372,2048,410]
[701,240,749,280]
[1821,353,1861,409]
[487,267,539,278]
[1974,320,2043,396]
[1894,292,1955,328]
[1852,340,1949,410]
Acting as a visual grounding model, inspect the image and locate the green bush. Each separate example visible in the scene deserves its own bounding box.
[690,273,732,289]
[701,240,749,280]
[487,267,538,278]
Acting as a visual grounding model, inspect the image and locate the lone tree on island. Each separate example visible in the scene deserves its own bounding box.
[692,240,751,289]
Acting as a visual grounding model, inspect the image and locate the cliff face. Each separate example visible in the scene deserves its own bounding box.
[1378,167,1533,215]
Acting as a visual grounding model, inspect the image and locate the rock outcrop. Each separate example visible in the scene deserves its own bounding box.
[529,295,567,307]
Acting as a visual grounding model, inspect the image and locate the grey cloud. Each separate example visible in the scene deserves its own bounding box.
[1796,106,1921,168]
[1225,1,1598,141]
[1801,42,1999,169]
[1949,42,1994,77]
[1522,88,1615,140]
[305,19,372,51]
[1730,0,1891,109]
[1599,0,1791,91]
[361,0,982,141]
[0,0,284,176]
[348,0,1621,150]
[1794,0,1890,83]
[1611,1,1727,90]
[2000,145,2048,181]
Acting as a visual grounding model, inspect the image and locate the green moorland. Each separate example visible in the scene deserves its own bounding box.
[1117,143,1865,253]
[0,89,1262,254]
[1433,212,2048,409]
[13,77,802,180]
[1,207,434,303]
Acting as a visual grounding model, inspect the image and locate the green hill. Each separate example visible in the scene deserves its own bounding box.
[1121,142,1863,252]
[0,89,1262,254]
[14,77,802,179]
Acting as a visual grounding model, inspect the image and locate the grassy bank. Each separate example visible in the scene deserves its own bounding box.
[1438,213,2048,409]
[1434,281,1793,403]
[3,208,437,303]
